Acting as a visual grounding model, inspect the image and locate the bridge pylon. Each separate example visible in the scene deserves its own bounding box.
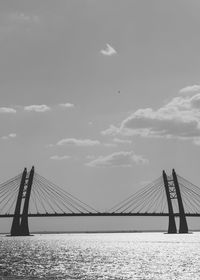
[162,170,177,233]
[162,169,188,234]
[10,166,34,236]
[172,169,188,233]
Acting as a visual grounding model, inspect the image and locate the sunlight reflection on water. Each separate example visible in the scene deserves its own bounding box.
[0,232,200,279]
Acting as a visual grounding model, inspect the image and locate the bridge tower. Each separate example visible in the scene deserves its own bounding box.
[162,169,188,234]
[10,166,34,236]
[162,170,177,233]
[172,169,188,233]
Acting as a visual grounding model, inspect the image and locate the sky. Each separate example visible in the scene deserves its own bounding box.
[1,0,200,232]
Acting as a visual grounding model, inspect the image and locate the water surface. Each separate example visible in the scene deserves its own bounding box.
[0,232,199,279]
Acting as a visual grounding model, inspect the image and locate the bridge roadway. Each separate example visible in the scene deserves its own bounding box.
[0,213,200,217]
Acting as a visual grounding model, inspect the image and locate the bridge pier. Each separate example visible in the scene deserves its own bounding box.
[10,167,34,236]
[162,171,177,233]
[162,169,188,234]
[172,169,188,233]
[10,168,27,236]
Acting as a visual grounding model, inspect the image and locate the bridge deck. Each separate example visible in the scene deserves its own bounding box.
[1,213,200,217]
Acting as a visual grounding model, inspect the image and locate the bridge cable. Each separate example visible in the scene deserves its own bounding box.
[33,173,98,213]
[33,178,84,213]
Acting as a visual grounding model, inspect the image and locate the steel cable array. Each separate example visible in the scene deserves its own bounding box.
[28,173,98,214]
[108,176,168,214]
[0,172,98,215]
[0,173,22,215]
[1,171,200,216]
[177,174,200,214]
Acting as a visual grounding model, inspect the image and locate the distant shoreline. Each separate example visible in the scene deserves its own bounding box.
[1,230,199,235]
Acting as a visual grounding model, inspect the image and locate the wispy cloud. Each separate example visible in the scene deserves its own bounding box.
[1,133,17,140]
[103,143,117,148]
[56,138,100,147]
[179,85,200,94]
[59,103,74,108]
[50,155,71,160]
[24,105,51,112]
[101,125,120,136]
[86,151,148,167]
[1,103,75,113]
[100,43,117,56]
[86,155,96,160]
[9,133,17,138]
[0,107,16,113]
[9,12,40,24]
[113,138,132,144]
[49,138,120,148]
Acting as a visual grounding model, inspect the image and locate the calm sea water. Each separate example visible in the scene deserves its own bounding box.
[0,232,199,279]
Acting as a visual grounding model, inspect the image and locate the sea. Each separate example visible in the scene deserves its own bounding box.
[0,232,199,279]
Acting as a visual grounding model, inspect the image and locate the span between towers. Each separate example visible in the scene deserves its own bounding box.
[1,167,192,236]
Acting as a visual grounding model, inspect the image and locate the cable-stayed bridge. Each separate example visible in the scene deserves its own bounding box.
[0,166,200,235]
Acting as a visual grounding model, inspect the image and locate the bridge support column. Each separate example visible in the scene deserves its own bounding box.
[11,168,27,236]
[10,166,34,236]
[20,166,34,235]
[172,169,188,233]
[162,170,177,234]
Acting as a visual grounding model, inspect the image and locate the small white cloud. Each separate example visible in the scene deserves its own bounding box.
[24,105,50,112]
[56,138,100,147]
[101,125,120,136]
[179,85,200,95]
[1,133,17,140]
[1,136,8,140]
[193,138,200,145]
[9,12,40,24]
[46,144,54,148]
[86,151,148,167]
[113,138,132,144]
[103,143,118,148]
[8,133,17,138]
[59,103,74,108]
[50,155,71,160]
[100,43,117,56]
[0,107,16,113]
[86,155,96,160]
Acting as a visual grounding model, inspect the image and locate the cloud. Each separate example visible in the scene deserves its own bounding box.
[86,151,148,167]
[193,138,200,146]
[101,125,120,136]
[179,85,200,95]
[102,89,200,145]
[59,103,74,108]
[46,144,54,148]
[56,138,101,147]
[0,107,16,113]
[9,12,40,24]
[100,44,117,56]
[8,133,17,138]
[1,133,17,140]
[103,143,117,147]
[86,155,96,160]
[24,105,50,112]
[113,138,132,144]
[50,155,71,160]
